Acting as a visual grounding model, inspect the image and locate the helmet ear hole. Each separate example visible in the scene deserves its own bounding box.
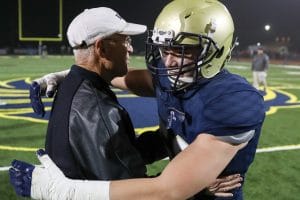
[216,47,224,58]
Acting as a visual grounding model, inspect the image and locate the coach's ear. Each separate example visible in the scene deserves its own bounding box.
[94,39,106,57]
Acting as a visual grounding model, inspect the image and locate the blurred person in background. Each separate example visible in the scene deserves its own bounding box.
[251,47,269,92]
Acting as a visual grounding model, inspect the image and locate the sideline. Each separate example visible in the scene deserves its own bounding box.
[1,143,300,172]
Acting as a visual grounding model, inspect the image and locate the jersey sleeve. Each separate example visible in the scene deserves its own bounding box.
[203,90,265,137]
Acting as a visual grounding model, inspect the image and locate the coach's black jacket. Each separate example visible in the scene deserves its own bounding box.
[45,65,167,180]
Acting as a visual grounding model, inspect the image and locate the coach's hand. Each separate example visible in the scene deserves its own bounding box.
[29,69,69,117]
[206,174,243,197]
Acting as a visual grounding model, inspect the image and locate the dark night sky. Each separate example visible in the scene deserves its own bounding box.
[1,0,300,51]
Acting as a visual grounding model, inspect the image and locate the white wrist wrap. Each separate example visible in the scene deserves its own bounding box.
[31,154,110,200]
[71,180,110,200]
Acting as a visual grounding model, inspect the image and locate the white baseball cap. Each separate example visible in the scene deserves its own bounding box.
[67,7,147,48]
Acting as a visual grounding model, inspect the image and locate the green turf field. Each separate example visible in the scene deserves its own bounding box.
[0,55,300,199]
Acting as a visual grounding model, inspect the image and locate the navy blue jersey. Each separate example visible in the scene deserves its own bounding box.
[155,65,265,190]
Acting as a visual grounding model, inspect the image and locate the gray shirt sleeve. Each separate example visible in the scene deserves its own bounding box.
[216,130,255,144]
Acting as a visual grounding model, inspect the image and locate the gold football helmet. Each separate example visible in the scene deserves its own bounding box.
[146,0,235,92]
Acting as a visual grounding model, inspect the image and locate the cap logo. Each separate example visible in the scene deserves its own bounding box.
[115,13,123,21]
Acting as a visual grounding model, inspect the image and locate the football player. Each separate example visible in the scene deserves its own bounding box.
[10,0,265,199]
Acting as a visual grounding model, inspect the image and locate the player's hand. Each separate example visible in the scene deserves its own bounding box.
[9,149,110,200]
[9,159,34,197]
[30,81,46,117]
[9,149,68,200]
[29,70,69,117]
[206,174,243,197]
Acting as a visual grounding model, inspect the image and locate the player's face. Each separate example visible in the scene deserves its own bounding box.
[103,34,132,76]
[160,47,199,78]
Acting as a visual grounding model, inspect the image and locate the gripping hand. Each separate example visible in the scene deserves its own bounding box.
[9,149,110,200]
[9,159,34,197]
[29,70,69,117]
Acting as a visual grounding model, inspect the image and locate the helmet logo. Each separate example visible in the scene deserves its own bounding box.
[205,18,217,37]
[152,29,175,44]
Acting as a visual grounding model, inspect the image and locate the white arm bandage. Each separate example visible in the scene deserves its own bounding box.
[31,154,110,200]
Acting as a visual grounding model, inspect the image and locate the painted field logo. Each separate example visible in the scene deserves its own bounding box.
[1,78,300,129]
[0,78,158,133]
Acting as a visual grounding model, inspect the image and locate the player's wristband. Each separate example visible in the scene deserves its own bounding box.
[32,168,110,200]
[31,151,110,200]
[71,179,110,200]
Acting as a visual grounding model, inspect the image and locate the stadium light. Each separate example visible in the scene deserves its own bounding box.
[264,24,271,31]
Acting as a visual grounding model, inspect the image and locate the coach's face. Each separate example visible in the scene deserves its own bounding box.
[101,34,132,77]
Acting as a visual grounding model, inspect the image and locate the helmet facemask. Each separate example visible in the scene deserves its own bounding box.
[146,30,222,93]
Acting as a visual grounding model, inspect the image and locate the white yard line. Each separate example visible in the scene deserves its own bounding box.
[0,166,10,171]
[256,144,300,153]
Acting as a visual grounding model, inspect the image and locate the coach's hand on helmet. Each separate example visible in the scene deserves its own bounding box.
[29,70,69,117]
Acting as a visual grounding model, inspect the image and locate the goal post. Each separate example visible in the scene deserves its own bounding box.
[18,0,63,42]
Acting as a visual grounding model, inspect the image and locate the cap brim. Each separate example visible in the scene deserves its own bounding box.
[119,23,147,35]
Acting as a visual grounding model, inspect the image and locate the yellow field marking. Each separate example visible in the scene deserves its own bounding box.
[275,88,299,103]
[135,126,159,135]
[0,82,15,89]
[0,94,29,98]
[0,145,38,152]
[0,77,31,88]
[0,113,48,123]
[0,98,45,104]
[263,87,276,101]
[0,108,34,113]
[0,95,136,107]
[0,127,159,153]
[24,77,33,84]
[0,98,31,104]
[266,104,300,115]
[116,94,139,98]
[264,87,300,115]
[0,88,28,93]
[1,80,300,130]
[0,107,51,114]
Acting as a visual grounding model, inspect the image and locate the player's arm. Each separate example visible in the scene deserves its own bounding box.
[30,68,154,116]
[109,133,246,200]
[32,69,70,97]
[111,69,155,97]
[10,134,245,200]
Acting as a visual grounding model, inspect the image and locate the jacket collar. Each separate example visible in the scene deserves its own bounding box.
[70,65,110,90]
